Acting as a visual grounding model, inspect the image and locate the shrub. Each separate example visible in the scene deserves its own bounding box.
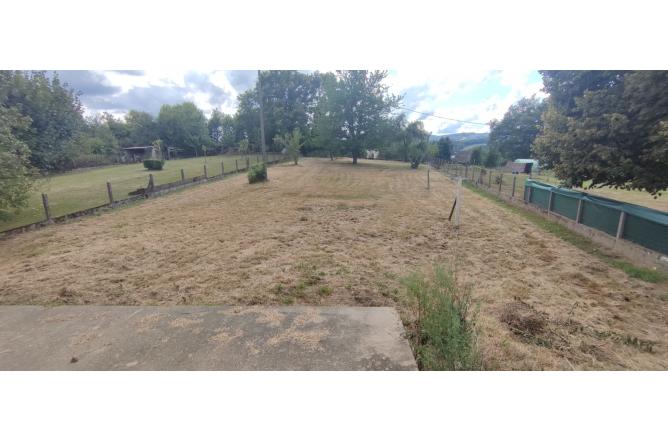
[247,163,267,184]
[143,159,164,170]
[402,265,480,370]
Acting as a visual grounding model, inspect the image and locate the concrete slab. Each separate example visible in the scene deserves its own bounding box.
[0,306,417,370]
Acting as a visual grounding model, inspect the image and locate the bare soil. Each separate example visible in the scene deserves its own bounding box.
[1,158,666,370]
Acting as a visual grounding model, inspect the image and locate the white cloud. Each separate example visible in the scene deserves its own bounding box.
[388,70,545,134]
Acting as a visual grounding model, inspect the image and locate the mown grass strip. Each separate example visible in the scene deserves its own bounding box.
[463,181,666,283]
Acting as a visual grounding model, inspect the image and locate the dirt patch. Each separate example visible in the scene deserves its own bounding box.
[1,158,667,370]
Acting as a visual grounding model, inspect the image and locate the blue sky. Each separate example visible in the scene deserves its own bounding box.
[55,70,545,135]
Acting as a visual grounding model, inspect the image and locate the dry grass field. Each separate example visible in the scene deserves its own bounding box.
[1,158,666,370]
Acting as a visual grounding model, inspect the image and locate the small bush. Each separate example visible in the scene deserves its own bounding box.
[143,159,164,170]
[402,265,480,370]
[247,163,267,184]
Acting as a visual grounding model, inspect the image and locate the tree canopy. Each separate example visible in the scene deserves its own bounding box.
[157,102,209,157]
[488,96,546,161]
[533,70,668,195]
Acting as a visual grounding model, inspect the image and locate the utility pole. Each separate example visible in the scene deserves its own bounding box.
[258,70,267,164]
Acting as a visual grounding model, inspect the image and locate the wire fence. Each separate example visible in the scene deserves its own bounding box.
[1,153,287,234]
[437,162,668,257]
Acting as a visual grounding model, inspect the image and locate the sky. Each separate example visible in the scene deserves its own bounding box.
[52,70,546,135]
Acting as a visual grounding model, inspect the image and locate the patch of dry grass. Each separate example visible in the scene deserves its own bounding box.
[1,158,667,370]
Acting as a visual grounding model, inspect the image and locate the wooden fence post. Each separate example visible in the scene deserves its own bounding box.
[221,161,225,175]
[511,175,517,198]
[488,170,492,187]
[576,199,583,223]
[427,167,430,189]
[257,154,260,164]
[616,211,627,240]
[236,159,239,172]
[148,174,154,192]
[180,169,185,182]
[246,157,250,169]
[204,164,208,179]
[465,165,468,179]
[106,181,114,204]
[454,178,462,228]
[498,173,503,195]
[41,193,52,222]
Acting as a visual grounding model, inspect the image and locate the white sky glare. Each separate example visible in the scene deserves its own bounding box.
[59,70,546,135]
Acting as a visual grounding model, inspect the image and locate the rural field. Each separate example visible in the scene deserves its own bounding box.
[0,153,263,232]
[0,158,666,370]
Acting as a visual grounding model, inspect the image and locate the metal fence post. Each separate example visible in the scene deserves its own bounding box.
[465,165,468,179]
[488,170,492,188]
[616,211,627,240]
[204,164,208,179]
[41,193,52,222]
[547,190,553,214]
[106,181,114,204]
[576,199,583,223]
[511,175,517,199]
[180,169,185,182]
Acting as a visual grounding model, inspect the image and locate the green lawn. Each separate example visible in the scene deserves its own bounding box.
[1,153,272,232]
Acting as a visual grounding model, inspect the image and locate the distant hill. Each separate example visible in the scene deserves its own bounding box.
[430,132,489,151]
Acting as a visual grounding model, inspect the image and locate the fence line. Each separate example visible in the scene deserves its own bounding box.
[1,154,288,237]
[436,161,668,271]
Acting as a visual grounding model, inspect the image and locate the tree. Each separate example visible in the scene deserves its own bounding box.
[470,147,482,165]
[208,109,225,146]
[274,128,304,165]
[403,120,430,169]
[483,148,501,168]
[533,70,668,195]
[0,105,35,217]
[309,73,343,159]
[125,110,157,146]
[157,102,209,157]
[324,70,400,164]
[238,138,249,156]
[0,71,85,171]
[437,136,453,161]
[488,96,546,160]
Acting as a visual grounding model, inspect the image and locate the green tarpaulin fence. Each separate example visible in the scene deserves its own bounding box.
[523,179,668,256]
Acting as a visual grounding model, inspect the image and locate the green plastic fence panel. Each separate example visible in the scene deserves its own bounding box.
[530,187,550,210]
[551,193,579,220]
[524,179,668,256]
[580,200,621,236]
[623,214,668,255]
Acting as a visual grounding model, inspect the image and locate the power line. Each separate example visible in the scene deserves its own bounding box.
[397,105,489,126]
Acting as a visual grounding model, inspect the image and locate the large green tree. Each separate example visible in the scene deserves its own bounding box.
[320,70,400,164]
[437,136,453,161]
[0,105,35,217]
[125,110,157,146]
[0,71,85,171]
[533,70,668,195]
[157,102,209,157]
[488,96,546,160]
